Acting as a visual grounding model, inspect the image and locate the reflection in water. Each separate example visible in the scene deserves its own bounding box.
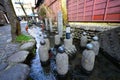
[30,48,56,80]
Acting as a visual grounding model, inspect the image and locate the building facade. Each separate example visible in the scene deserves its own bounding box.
[43,0,120,22]
[12,0,36,17]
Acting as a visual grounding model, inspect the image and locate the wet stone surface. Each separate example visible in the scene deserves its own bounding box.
[99,27,120,62]
[89,53,120,80]
[70,39,120,80]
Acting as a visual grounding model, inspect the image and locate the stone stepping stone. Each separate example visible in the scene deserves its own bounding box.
[5,43,20,57]
[0,62,8,71]
[0,49,6,61]
[20,41,35,51]
[7,51,29,63]
[0,63,30,80]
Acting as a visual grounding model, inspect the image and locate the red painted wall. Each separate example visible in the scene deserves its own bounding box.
[67,0,120,22]
[44,0,120,22]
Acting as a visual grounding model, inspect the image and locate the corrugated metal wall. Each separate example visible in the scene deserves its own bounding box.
[67,0,120,22]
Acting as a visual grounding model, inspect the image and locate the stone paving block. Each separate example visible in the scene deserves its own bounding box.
[7,51,29,63]
[20,41,35,51]
[5,43,20,57]
[0,62,8,71]
[0,63,30,80]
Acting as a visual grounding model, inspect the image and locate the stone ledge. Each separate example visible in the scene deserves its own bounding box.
[0,63,30,80]
[7,51,29,63]
[20,41,35,51]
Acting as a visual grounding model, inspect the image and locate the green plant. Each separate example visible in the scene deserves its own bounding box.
[38,5,46,18]
[16,34,32,43]
[32,48,36,55]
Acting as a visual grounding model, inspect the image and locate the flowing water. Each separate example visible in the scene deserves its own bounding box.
[30,48,56,80]
[29,28,120,80]
[29,28,56,80]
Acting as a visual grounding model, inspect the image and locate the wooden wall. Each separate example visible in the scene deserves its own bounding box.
[67,0,120,22]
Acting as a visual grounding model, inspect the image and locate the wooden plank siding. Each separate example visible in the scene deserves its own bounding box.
[44,0,120,22]
[67,0,120,22]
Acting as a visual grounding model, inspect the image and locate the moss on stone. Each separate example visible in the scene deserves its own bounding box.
[16,34,32,43]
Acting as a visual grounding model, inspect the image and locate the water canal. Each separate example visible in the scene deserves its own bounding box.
[29,29,120,80]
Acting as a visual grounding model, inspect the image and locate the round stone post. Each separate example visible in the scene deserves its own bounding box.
[40,20,44,32]
[55,34,61,48]
[39,40,49,65]
[49,18,53,32]
[80,32,88,47]
[81,43,95,74]
[64,39,72,48]
[66,24,71,39]
[57,11,63,37]
[64,24,72,48]
[45,18,48,30]
[64,24,77,58]
[44,34,50,50]
[91,36,100,56]
[56,46,69,76]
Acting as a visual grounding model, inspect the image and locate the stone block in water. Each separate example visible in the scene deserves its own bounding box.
[55,35,61,45]
[64,39,77,56]
[81,50,95,72]
[56,53,69,75]
[80,35,87,47]
[45,18,48,30]
[39,46,49,62]
[64,39,73,48]
[91,41,100,56]
[49,18,53,32]
[44,38,50,50]
[57,11,63,37]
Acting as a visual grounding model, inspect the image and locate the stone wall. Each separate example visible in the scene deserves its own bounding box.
[99,27,120,62]
[71,25,104,42]
[70,25,120,62]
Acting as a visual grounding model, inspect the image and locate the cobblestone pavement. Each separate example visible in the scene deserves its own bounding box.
[0,23,27,62]
[0,23,30,80]
[0,25,11,45]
